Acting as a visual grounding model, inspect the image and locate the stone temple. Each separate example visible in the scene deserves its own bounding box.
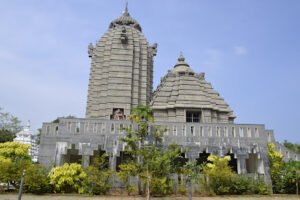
[39,6,299,183]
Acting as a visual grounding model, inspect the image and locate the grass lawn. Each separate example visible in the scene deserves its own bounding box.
[0,194,299,200]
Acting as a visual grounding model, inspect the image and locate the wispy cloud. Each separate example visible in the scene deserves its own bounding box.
[202,48,224,69]
[233,46,248,56]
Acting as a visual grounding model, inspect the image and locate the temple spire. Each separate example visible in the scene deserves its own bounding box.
[123,1,129,16]
[178,52,185,62]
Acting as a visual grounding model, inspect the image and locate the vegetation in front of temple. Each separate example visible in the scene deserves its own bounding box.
[0,105,299,197]
[268,143,300,194]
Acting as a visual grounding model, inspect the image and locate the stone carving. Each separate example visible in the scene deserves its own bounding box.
[150,43,158,56]
[112,108,125,120]
[88,43,94,58]
[120,26,128,44]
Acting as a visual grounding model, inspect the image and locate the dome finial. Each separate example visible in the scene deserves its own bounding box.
[123,1,129,16]
[178,52,185,62]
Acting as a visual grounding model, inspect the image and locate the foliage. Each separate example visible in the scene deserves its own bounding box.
[202,155,234,195]
[229,175,270,195]
[282,160,300,194]
[139,145,181,196]
[117,161,138,195]
[150,176,173,196]
[24,164,52,194]
[267,143,284,193]
[129,105,154,123]
[119,105,182,198]
[48,163,87,193]
[35,128,41,145]
[283,140,300,154]
[52,115,76,124]
[0,142,32,188]
[0,108,21,143]
[229,175,252,194]
[0,129,15,143]
[0,107,22,133]
[251,179,271,195]
[83,154,112,195]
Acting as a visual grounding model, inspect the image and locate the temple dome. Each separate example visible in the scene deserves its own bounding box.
[109,4,142,32]
[151,54,235,122]
[172,53,194,73]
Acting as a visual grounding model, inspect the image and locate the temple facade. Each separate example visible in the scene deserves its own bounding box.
[39,6,299,184]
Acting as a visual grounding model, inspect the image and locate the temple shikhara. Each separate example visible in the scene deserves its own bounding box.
[39,5,299,184]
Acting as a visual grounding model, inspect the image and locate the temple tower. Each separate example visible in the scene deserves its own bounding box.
[151,53,235,123]
[86,5,157,119]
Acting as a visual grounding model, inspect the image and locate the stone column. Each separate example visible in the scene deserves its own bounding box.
[82,155,90,168]
[110,153,117,171]
[237,156,247,174]
[55,153,63,166]
[55,142,68,166]
[78,142,93,167]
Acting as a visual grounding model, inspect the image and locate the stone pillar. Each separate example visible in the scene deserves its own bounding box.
[55,142,68,166]
[237,156,247,174]
[55,153,63,166]
[78,142,93,167]
[82,155,90,168]
[110,153,117,171]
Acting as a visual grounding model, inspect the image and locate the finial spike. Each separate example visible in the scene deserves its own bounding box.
[124,1,129,16]
[178,51,185,61]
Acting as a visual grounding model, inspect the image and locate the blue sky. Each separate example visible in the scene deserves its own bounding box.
[0,0,299,143]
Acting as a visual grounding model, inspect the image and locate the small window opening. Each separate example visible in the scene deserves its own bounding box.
[76,122,80,133]
[186,111,201,123]
[111,124,115,133]
[232,127,236,137]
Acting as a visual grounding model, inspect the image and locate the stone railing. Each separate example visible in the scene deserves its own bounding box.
[42,118,274,144]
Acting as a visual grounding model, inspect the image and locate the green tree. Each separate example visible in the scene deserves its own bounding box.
[282,160,300,194]
[119,105,181,199]
[283,140,300,154]
[117,161,139,195]
[0,129,16,143]
[268,143,284,193]
[0,142,32,188]
[202,155,234,195]
[0,108,22,143]
[48,163,87,193]
[83,154,112,195]
[24,164,52,194]
[0,107,22,133]
[139,144,181,198]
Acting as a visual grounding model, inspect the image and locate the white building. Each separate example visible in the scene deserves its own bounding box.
[14,121,39,162]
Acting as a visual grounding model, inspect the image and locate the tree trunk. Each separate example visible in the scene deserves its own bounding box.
[146,170,150,200]
[296,180,298,195]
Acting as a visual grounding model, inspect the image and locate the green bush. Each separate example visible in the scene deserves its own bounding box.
[229,175,270,195]
[281,160,300,194]
[24,164,52,194]
[229,175,252,195]
[150,177,173,196]
[177,184,187,195]
[48,163,87,193]
[82,154,112,195]
[83,166,112,195]
[251,179,270,195]
[202,155,233,195]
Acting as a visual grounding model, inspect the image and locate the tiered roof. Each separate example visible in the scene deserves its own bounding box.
[151,54,235,118]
